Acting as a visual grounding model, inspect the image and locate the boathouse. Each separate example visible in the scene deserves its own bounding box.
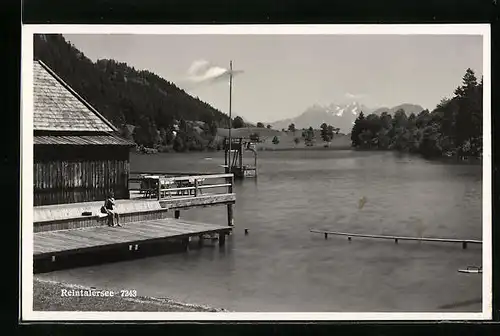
[33,60,135,206]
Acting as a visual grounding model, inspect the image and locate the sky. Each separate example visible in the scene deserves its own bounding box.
[63,34,483,123]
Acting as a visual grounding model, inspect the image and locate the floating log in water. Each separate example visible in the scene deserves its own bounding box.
[310,229,482,249]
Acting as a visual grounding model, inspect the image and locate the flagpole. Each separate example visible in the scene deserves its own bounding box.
[228,60,233,172]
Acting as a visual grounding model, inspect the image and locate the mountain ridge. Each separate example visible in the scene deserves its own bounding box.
[270,102,425,132]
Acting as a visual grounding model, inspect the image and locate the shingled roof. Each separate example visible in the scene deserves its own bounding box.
[33,60,117,132]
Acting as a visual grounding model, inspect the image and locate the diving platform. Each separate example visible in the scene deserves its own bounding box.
[223,137,258,179]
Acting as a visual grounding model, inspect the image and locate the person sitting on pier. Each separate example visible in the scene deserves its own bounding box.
[101,192,121,227]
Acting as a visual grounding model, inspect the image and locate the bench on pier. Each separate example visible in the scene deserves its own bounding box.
[34,200,170,232]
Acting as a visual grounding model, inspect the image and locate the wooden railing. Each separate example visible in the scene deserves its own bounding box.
[130,171,214,177]
[129,173,234,200]
[129,172,208,193]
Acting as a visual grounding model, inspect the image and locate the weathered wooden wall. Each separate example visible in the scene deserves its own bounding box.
[34,146,130,205]
[34,209,171,232]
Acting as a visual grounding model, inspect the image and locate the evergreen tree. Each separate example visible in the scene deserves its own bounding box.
[351,111,365,147]
[249,133,260,143]
[320,123,335,143]
[454,68,478,98]
[320,123,328,142]
[159,127,167,146]
[233,116,245,129]
[304,127,315,146]
[173,134,186,152]
[120,125,134,141]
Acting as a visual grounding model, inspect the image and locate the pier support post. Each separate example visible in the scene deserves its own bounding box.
[324,233,328,240]
[198,235,204,247]
[227,204,234,226]
[174,210,180,219]
[182,238,190,251]
[462,242,467,249]
[348,237,352,242]
[395,238,398,244]
[219,233,226,247]
[226,173,235,227]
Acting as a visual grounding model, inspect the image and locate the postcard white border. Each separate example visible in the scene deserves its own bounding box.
[21,24,491,321]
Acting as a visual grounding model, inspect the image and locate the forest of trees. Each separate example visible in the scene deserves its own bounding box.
[350,68,483,159]
[34,34,238,152]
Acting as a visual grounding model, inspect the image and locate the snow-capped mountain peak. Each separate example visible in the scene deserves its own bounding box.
[269,101,424,133]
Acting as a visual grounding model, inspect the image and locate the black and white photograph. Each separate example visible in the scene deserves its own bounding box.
[21,25,491,320]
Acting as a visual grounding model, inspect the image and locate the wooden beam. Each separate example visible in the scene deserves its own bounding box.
[310,229,482,246]
[159,193,236,209]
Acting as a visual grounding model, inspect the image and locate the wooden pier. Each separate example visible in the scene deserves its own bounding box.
[33,173,236,268]
[129,173,236,226]
[310,229,482,249]
[34,218,232,260]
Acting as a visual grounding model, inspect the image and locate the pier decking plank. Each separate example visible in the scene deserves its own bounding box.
[34,218,231,258]
[133,221,195,234]
[43,231,110,247]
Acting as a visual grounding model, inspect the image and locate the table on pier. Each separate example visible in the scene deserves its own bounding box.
[139,175,203,198]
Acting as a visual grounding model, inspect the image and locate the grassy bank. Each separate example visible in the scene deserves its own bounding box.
[217,127,352,151]
[33,277,227,312]
[256,144,352,151]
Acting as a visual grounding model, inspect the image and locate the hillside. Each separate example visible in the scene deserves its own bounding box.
[33,34,231,148]
[217,127,281,140]
[255,132,351,151]
[372,104,425,116]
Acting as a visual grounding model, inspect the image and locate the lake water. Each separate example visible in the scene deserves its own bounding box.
[38,150,483,312]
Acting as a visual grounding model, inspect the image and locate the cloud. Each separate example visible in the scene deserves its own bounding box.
[183,59,243,89]
[345,93,367,99]
[187,60,211,77]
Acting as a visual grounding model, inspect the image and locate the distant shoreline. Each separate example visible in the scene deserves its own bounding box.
[132,141,482,165]
[132,144,354,154]
[352,147,482,164]
[256,145,352,152]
